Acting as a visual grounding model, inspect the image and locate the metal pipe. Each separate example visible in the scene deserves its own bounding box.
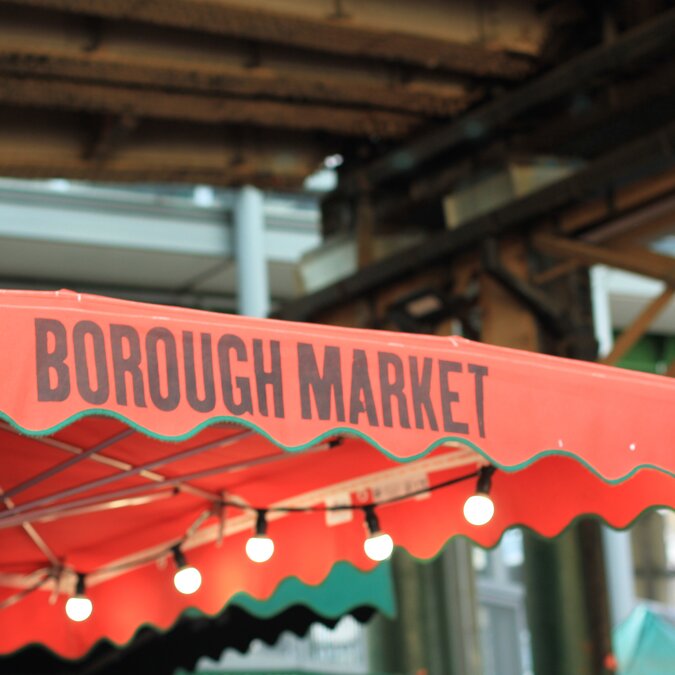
[235,185,269,318]
[0,441,338,530]
[1,486,59,567]
[35,490,177,524]
[0,430,253,521]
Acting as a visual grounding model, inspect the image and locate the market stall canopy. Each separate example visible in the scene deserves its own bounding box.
[0,289,673,658]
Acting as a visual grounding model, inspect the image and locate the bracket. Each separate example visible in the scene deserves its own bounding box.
[482,239,570,336]
[386,287,479,338]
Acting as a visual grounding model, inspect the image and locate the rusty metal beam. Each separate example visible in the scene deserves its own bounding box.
[278,118,675,321]
[0,75,422,138]
[334,6,675,192]
[6,0,539,79]
[0,108,328,188]
[0,9,475,117]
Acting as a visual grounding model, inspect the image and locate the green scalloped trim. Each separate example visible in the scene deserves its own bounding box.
[2,407,674,485]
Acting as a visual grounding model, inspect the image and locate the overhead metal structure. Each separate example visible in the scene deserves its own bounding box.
[0,0,561,186]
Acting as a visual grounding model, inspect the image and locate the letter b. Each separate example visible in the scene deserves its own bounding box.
[35,319,71,401]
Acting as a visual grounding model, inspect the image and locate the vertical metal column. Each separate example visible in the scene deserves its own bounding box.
[367,549,475,675]
[235,186,269,318]
[590,266,637,626]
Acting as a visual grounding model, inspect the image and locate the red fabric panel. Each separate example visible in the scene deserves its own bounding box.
[0,290,673,478]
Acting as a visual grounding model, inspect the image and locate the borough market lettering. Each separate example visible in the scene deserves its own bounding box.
[34,319,488,437]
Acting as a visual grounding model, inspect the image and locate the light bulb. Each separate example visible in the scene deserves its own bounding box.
[364,532,394,561]
[173,565,202,594]
[463,494,495,526]
[246,535,275,563]
[65,596,93,622]
[362,505,393,561]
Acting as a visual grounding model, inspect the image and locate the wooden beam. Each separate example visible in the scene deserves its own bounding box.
[533,234,675,286]
[0,17,474,117]
[602,287,675,366]
[0,75,422,138]
[7,0,539,79]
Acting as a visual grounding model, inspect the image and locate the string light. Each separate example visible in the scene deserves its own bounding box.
[463,466,496,526]
[172,545,202,595]
[363,505,394,561]
[2,461,498,621]
[246,510,275,563]
[65,573,93,622]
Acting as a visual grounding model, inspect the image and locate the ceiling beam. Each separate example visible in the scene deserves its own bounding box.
[0,14,474,116]
[358,52,675,220]
[0,75,422,138]
[7,0,539,79]
[0,109,329,188]
[334,6,675,192]
[515,57,675,159]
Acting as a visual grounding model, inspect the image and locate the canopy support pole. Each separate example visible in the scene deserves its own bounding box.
[0,438,345,530]
[0,488,59,568]
[0,431,253,523]
[1,428,134,501]
[235,185,269,318]
[0,421,221,504]
[484,239,614,675]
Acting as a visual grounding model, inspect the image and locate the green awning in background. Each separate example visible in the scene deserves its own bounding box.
[227,559,396,621]
[614,605,675,675]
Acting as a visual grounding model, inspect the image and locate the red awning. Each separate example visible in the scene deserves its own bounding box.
[0,289,673,657]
